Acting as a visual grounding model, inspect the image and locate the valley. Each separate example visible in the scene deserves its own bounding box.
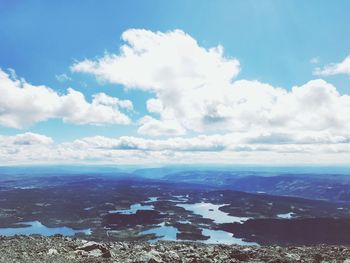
[1,167,350,246]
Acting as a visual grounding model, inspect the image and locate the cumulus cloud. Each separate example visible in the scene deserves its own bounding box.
[0,132,53,146]
[71,29,240,91]
[138,116,186,136]
[0,132,55,161]
[46,132,350,164]
[71,134,227,151]
[313,55,350,76]
[71,131,350,152]
[1,132,350,165]
[2,29,350,164]
[72,29,350,141]
[71,29,241,134]
[0,69,132,128]
[92,93,133,111]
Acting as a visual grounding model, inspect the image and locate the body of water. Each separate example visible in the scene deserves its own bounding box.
[142,222,257,245]
[176,202,250,224]
[277,212,294,219]
[145,197,159,203]
[202,228,257,245]
[138,201,254,244]
[109,203,154,214]
[141,222,178,242]
[0,221,91,236]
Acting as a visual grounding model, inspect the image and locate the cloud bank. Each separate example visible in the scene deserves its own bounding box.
[72,29,350,141]
[1,29,350,164]
[1,132,350,165]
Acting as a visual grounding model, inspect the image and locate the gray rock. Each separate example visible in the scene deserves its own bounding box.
[47,248,59,255]
[0,235,350,263]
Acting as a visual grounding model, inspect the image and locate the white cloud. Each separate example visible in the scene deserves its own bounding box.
[72,29,240,92]
[70,131,350,152]
[71,29,350,140]
[92,93,133,110]
[48,132,350,165]
[313,55,350,76]
[0,132,53,146]
[138,116,186,136]
[71,29,241,135]
[146,98,163,113]
[1,132,350,165]
[0,132,55,161]
[71,135,226,151]
[55,73,71,82]
[0,69,132,128]
[2,29,350,165]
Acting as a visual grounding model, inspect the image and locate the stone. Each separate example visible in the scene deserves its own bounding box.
[230,252,249,261]
[1,235,350,263]
[47,248,59,255]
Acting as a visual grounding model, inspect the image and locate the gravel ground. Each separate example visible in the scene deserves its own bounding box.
[1,235,350,263]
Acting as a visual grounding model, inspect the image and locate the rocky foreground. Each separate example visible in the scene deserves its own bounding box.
[1,235,350,263]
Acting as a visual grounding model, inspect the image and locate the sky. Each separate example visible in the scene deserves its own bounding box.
[0,0,350,165]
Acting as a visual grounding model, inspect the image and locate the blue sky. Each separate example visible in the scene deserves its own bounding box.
[0,1,350,164]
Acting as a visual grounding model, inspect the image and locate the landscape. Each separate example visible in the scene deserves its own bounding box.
[1,165,350,247]
[1,1,350,262]
[1,165,350,261]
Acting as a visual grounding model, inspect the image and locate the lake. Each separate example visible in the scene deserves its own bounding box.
[142,222,257,245]
[176,202,250,224]
[0,221,91,236]
[202,228,257,245]
[109,203,154,214]
[277,212,294,219]
[141,222,178,242]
